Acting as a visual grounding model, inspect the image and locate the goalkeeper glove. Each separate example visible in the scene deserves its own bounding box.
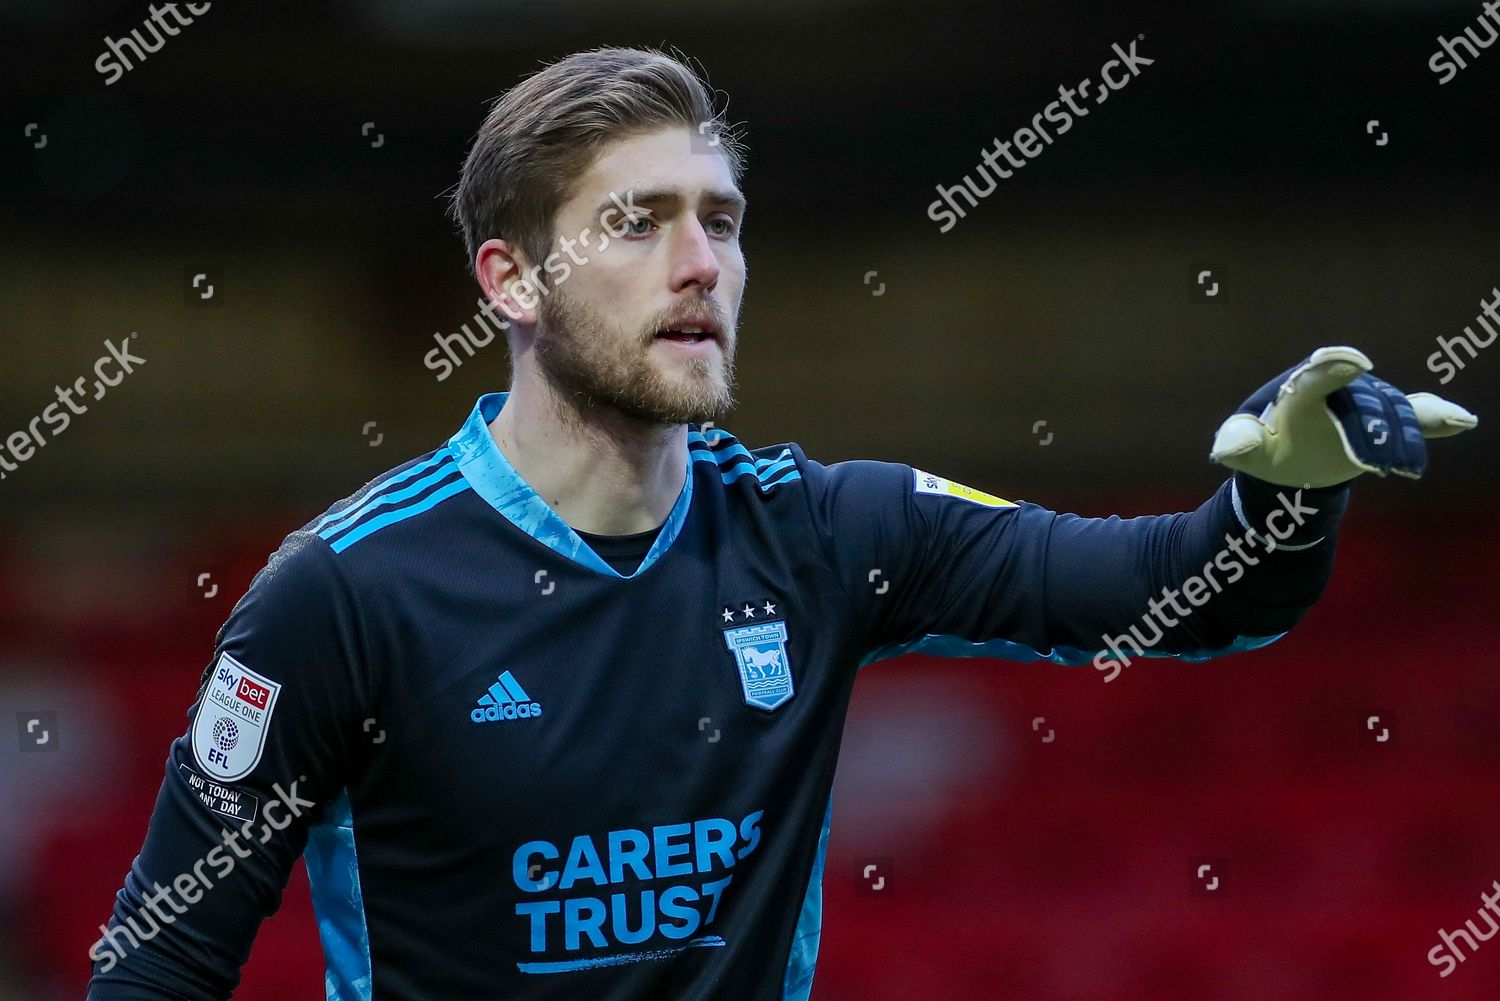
[1210,345,1477,488]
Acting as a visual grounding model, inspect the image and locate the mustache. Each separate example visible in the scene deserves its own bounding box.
[641,298,732,341]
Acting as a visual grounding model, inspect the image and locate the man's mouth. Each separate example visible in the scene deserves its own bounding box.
[653,318,721,345]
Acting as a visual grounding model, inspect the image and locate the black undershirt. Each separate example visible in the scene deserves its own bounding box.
[574,524,664,576]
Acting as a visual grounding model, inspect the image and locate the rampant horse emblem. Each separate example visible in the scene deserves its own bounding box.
[743,646,782,671]
[723,620,795,711]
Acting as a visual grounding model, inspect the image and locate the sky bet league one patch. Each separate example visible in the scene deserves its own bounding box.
[191,652,282,782]
[912,468,1016,508]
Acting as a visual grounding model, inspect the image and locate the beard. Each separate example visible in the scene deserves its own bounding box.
[533,284,737,427]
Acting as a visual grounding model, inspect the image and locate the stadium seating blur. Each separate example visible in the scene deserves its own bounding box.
[6,501,1499,1001]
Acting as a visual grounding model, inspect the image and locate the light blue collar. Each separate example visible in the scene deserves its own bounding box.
[447,392,695,579]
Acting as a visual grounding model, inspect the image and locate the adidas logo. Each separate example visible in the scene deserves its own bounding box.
[470,670,543,723]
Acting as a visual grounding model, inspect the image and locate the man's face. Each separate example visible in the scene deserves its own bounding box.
[530,126,746,426]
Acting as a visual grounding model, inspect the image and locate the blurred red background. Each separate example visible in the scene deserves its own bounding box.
[7,494,1499,1001]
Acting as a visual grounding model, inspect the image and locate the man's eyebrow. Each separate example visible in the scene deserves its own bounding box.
[703,188,747,212]
[594,187,746,217]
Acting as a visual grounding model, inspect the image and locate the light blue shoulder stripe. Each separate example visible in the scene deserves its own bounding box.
[761,466,803,489]
[705,456,762,480]
[317,454,459,541]
[311,451,452,535]
[448,392,694,579]
[755,455,797,480]
[328,477,472,554]
[696,440,754,467]
[688,435,803,491]
[782,795,832,1001]
[305,790,373,1001]
[858,631,1287,669]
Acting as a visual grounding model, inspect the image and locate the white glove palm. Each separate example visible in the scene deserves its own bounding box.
[1210,346,1477,488]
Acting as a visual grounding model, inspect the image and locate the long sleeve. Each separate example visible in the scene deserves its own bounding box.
[88,531,369,999]
[795,447,1349,675]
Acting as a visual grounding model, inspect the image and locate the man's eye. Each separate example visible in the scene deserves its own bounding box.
[624,215,654,236]
[706,217,738,237]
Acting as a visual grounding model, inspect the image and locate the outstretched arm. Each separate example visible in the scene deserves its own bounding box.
[801,346,1475,679]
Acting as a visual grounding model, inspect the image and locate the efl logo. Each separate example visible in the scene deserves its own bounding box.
[191,653,282,782]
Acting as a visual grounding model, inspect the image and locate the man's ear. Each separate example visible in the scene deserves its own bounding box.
[476,238,540,325]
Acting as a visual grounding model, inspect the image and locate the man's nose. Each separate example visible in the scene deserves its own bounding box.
[669,218,721,294]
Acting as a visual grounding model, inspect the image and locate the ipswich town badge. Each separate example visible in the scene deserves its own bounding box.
[722,619,795,711]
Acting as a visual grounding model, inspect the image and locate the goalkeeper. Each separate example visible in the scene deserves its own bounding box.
[89,47,1476,1001]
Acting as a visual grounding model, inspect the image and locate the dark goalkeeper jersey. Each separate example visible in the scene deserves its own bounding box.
[90,391,1349,1001]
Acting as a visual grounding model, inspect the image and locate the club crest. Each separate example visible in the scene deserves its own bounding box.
[723,619,795,712]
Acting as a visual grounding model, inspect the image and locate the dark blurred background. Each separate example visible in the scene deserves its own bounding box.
[3,1,1499,999]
